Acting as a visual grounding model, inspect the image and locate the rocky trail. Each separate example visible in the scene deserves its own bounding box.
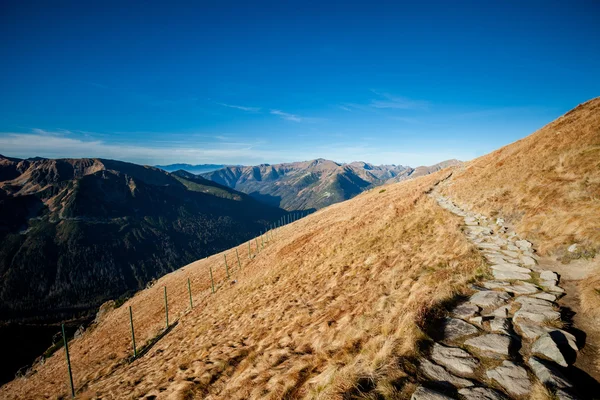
[409,188,599,399]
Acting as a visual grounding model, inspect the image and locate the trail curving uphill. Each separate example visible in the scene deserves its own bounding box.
[410,186,599,399]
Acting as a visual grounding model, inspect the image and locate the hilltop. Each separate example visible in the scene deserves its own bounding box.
[202,159,460,210]
[1,98,599,399]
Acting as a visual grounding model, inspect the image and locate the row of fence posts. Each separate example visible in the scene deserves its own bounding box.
[59,211,311,397]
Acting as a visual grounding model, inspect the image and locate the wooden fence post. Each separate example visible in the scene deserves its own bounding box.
[210,267,215,293]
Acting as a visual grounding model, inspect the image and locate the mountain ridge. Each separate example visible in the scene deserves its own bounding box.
[1,98,599,399]
[201,158,461,210]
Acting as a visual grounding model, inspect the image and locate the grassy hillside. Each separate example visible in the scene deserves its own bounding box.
[441,98,600,257]
[0,171,484,399]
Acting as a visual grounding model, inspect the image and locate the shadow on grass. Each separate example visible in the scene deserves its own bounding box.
[128,321,178,363]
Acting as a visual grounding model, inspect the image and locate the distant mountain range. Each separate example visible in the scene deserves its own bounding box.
[0,156,284,324]
[201,158,461,210]
[156,163,228,174]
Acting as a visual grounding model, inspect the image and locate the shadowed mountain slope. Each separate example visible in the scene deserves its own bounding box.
[0,157,285,324]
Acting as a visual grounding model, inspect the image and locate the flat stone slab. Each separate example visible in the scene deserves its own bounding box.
[514,307,561,324]
[540,270,558,282]
[501,250,519,258]
[527,357,573,390]
[502,282,539,295]
[443,317,479,341]
[515,296,554,307]
[532,332,577,367]
[467,226,493,236]
[411,386,453,400]
[458,387,508,400]
[452,303,480,319]
[430,343,479,376]
[514,320,551,340]
[514,298,561,323]
[492,269,531,280]
[532,292,557,302]
[486,361,532,397]
[419,358,473,388]
[490,263,531,273]
[520,255,536,266]
[543,284,565,294]
[484,254,508,264]
[469,291,511,308]
[464,334,511,357]
[482,281,509,290]
[477,243,501,250]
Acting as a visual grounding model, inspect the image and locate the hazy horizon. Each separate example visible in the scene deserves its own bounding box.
[1,1,599,166]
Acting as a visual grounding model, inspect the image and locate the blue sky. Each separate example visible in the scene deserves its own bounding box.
[1,1,599,167]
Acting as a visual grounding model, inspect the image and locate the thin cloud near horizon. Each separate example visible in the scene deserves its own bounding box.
[0,130,474,167]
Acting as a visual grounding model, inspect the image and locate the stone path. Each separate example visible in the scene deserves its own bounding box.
[411,190,585,400]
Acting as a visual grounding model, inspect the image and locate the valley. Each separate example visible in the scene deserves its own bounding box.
[1,98,598,399]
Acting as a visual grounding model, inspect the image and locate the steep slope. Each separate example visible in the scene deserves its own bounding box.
[0,170,484,399]
[202,159,459,211]
[439,97,600,379]
[0,157,284,324]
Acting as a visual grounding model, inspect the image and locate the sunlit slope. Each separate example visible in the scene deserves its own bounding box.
[441,97,600,256]
[0,170,482,399]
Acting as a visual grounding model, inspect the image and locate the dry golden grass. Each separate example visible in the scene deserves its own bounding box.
[0,171,484,399]
[441,97,600,256]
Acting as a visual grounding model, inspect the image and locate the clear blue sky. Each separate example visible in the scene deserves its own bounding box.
[1,1,599,166]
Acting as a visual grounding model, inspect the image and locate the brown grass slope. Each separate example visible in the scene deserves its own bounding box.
[441,97,600,256]
[440,96,600,376]
[0,170,484,399]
